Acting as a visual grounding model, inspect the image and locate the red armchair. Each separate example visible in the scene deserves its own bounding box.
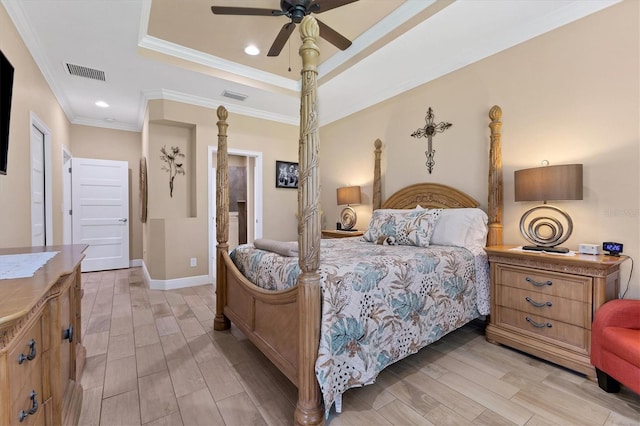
[591,299,640,394]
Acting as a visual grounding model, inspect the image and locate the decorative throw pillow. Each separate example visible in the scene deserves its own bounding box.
[363,209,442,247]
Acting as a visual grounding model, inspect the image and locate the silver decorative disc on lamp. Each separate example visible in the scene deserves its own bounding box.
[336,186,361,231]
[514,163,583,253]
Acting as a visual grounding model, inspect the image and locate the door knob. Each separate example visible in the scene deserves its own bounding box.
[118,218,128,222]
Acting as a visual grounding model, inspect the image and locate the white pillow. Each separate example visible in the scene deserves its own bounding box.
[430,208,488,248]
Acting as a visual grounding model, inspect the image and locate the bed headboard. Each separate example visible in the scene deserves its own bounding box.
[372,106,503,247]
[381,183,480,209]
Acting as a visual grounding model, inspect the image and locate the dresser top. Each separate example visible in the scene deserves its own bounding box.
[0,245,87,328]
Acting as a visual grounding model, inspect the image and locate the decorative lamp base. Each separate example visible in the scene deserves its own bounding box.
[339,206,357,231]
[522,245,570,254]
[519,204,573,251]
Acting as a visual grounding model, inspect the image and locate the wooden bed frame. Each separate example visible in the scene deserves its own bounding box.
[213,16,503,426]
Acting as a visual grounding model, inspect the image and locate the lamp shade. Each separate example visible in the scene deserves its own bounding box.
[514,164,583,202]
[337,186,361,205]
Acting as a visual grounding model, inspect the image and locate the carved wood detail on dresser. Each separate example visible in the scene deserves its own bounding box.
[0,245,87,426]
[485,245,626,380]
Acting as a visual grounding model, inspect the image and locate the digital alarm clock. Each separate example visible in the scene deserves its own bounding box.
[602,242,623,256]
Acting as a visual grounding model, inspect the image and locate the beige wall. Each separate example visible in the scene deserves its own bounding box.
[69,125,142,260]
[0,5,71,248]
[143,100,298,280]
[320,1,639,298]
[4,2,637,298]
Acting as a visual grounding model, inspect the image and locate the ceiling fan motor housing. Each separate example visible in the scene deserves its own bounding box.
[283,1,309,23]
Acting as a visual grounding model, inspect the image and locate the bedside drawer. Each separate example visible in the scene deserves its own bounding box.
[496,285,589,328]
[496,265,591,302]
[496,306,588,352]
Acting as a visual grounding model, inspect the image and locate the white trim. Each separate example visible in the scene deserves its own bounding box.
[142,261,210,291]
[71,116,140,132]
[2,2,74,124]
[138,35,298,92]
[62,146,72,245]
[317,1,436,77]
[30,112,53,246]
[208,146,263,284]
[130,259,143,268]
[142,89,298,126]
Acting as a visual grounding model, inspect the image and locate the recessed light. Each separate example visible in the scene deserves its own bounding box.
[104,117,116,122]
[95,100,109,108]
[244,45,260,56]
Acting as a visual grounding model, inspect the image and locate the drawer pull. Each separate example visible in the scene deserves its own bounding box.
[525,277,552,287]
[17,339,37,364]
[525,296,553,308]
[63,324,73,342]
[526,316,552,328]
[18,390,38,422]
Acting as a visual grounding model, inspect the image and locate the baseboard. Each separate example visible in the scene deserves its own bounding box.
[130,258,143,268]
[142,261,211,290]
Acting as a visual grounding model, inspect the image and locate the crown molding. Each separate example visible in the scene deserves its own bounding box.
[143,89,299,126]
[1,0,75,124]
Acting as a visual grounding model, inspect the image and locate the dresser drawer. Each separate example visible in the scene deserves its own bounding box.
[496,264,591,302]
[496,285,589,328]
[10,385,43,426]
[496,306,588,352]
[7,317,43,425]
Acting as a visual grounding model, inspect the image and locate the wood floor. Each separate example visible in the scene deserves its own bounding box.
[77,268,640,425]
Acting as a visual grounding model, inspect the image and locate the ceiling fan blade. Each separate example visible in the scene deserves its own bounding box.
[268,22,296,57]
[309,0,359,14]
[316,19,352,50]
[211,6,283,17]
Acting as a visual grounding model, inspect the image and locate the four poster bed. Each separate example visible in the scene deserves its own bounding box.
[213,16,503,425]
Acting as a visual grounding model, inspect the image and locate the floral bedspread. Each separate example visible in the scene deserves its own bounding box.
[230,237,490,416]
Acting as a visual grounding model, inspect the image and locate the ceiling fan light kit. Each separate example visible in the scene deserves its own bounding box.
[211,0,358,57]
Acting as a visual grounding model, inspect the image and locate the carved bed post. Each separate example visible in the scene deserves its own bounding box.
[214,106,231,331]
[372,139,382,210]
[295,15,323,426]
[487,105,503,247]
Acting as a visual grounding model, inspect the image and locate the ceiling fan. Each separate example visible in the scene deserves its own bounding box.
[211,0,359,57]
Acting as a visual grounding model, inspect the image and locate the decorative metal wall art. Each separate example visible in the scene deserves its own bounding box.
[410,107,452,174]
[160,145,185,197]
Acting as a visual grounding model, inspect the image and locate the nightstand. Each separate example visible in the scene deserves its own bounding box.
[484,245,627,379]
[321,230,364,239]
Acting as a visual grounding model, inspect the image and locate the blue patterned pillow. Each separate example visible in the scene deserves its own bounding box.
[362,209,442,247]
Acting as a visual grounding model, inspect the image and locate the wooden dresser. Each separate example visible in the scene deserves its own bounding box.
[0,245,87,426]
[485,245,626,379]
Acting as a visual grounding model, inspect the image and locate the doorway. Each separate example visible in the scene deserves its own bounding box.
[72,157,130,272]
[30,113,52,246]
[62,146,73,245]
[208,147,263,283]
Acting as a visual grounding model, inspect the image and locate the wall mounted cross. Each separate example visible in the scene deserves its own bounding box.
[410,107,452,174]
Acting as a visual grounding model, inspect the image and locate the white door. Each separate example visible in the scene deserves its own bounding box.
[62,147,73,245]
[72,158,129,272]
[31,125,46,246]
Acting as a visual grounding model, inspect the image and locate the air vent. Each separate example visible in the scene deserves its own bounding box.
[222,90,248,101]
[65,63,106,82]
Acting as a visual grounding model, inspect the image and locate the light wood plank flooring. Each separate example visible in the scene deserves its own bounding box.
[78,268,640,425]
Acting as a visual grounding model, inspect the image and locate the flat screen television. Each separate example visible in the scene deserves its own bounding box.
[0,49,14,175]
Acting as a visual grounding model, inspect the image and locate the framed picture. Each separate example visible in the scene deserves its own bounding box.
[275,160,299,189]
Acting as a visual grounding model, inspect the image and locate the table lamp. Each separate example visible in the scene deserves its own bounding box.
[336,186,361,231]
[514,163,583,253]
